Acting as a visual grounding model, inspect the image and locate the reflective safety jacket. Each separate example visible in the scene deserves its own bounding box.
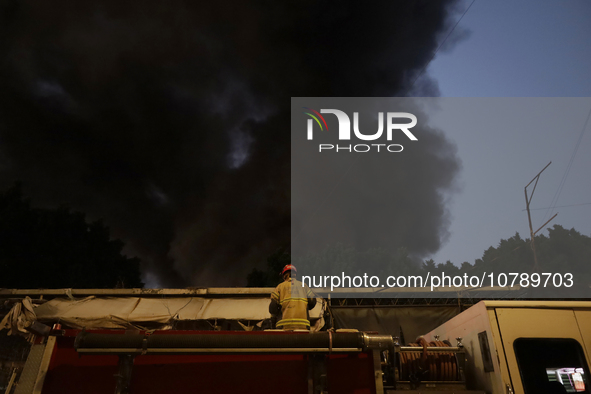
[270,278,316,329]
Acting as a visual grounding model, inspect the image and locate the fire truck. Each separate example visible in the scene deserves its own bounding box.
[1,289,589,394]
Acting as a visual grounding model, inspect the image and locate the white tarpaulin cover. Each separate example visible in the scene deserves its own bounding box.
[0,296,36,339]
[33,296,323,330]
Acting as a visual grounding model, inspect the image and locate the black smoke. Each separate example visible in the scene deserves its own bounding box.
[0,0,463,286]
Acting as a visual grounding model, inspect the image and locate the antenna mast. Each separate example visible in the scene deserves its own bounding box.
[524,162,558,272]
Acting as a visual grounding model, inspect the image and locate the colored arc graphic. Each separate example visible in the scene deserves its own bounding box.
[303,107,329,131]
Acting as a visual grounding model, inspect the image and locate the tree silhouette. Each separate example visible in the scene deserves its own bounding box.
[465,226,591,278]
[0,184,143,288]
[247,247,290,287]
[248,225,591,293]
[248,244,426,287]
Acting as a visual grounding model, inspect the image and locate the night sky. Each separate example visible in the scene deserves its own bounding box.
[0,1,467,286]
[428,0,591,268]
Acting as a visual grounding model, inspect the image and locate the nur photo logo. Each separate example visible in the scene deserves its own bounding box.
[303,108,418,153]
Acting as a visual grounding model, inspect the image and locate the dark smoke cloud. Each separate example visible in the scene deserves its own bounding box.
[0,0,462,286]
[291,99,461,267]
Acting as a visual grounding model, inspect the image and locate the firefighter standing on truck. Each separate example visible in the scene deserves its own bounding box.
[269,264,316,330]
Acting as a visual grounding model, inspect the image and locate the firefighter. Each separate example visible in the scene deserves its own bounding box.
[269,264,316,330]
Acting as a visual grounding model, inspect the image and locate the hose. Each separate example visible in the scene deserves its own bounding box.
[398,338,458,382]
[75,331,365,354]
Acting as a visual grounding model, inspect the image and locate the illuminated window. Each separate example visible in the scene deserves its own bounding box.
[514,338,589,393]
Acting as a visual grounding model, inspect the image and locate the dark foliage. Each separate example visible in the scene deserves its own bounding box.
[0,184,143,288]
[247,248,290,287]
[250,225,591,290]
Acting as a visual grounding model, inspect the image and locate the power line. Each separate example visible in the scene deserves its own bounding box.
[541,105,591,226]
[407,0,476,93]
[523,202,591,212]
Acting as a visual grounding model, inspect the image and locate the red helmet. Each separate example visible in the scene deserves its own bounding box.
[281,264,296,276]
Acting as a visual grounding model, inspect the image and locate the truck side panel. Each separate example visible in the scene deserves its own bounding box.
[495,308,589,394]
[575,309,591,363]
[424,302,507,394]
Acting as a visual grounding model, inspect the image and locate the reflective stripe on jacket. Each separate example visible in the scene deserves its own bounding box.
[271,278,314,329]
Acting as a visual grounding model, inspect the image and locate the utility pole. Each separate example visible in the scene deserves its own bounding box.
[524,162,558,273]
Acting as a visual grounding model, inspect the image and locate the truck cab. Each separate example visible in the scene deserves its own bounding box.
[425,301,591,394]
